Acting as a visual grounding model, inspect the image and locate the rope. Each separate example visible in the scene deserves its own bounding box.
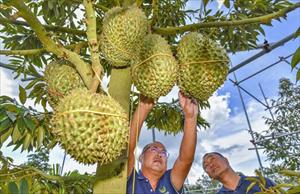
[131,93,141,194]
[91,66,111,98]
[56,109,127,119]
[181,59,230,66]
[131,53,174,74]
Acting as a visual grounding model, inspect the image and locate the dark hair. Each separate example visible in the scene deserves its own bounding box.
[202,152,226,168]
[141,141,166,155]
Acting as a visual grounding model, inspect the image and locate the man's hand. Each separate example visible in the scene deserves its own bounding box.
[178,91,199,119]
[138,95,155,114]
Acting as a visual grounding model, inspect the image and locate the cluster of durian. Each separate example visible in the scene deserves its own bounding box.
[100,6,229,101]
[44,4,229,164]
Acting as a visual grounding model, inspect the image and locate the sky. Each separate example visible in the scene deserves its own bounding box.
[0,0,300,186]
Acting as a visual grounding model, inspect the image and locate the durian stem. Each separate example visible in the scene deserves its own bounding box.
[0,42,87,56]
[6,0,94,88]
[94,68,131,194]
[153,2,300,35]
[0,17,86,36]
[83,0,103,93]
[150,0,158,27]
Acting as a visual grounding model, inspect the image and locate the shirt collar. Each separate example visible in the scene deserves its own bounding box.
[137,170,146,180]
[220,174,246,191]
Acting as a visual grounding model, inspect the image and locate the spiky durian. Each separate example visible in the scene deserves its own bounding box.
[132,34,178,98]
[44,60,85,108]
[51,88,129,164]
[177,32,229,101]
[100,5,148,67]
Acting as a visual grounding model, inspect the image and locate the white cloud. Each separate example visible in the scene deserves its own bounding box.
[201,92,231,129]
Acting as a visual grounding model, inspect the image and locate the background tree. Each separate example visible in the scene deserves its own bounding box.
[0,0,299,193]
[186,174,221,194]
[253,78,300,171]
[24,146,51,173]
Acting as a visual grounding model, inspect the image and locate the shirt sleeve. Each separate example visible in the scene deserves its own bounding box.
[167,169,184,194]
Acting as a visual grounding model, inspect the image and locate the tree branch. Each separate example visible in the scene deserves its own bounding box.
[0,17,86,36]
[6,0,93,88]
[70,0,110,12]
[150,0,158,27]
[83,0,103,93]
[153,2,300,35]
[0,41,88,56]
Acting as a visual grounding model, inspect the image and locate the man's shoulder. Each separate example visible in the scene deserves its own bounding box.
[242,175,276,187]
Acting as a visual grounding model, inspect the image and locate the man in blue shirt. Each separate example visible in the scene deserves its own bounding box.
[127,92,199,194]
[202,152,276,194]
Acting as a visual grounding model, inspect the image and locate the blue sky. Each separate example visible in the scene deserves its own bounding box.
[0,1,299,185]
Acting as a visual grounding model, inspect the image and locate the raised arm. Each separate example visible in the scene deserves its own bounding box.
[127,96,154,176]
[171,92,198,191]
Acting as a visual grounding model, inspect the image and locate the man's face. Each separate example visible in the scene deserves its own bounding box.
[203,154,230,179]
[140,142,168,173]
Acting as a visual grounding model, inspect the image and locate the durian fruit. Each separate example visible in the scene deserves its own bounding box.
[100,5,148,67]
[44,60,85,108]
[132,34,178,98]
[51,88,129,164]
[177,32,229,101]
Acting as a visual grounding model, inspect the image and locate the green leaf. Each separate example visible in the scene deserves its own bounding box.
[224,0,230,8]
[19,179,29,194]
[24,118,35,132]
[8,182,19,194]
[19,85,27,105]
[291,47,300,69]
[12,125,22,143]
[203,0,209,7]
[247,181,258,193]
[0,118,11,132]
[0,127,13,144]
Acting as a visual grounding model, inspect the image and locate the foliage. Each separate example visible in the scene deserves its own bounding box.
[186,174,221,194]
[253,78,300,170]
[0,151,94,194]
[24,146,51,173]
[291,27,300,81]
[246,170,300,194]
[199,0,293,52]
[146,99,210,135]
[0,95,54,152]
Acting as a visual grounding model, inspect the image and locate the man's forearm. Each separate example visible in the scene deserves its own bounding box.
[179,117,197,162]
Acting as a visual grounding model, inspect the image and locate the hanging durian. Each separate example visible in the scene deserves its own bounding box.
[100,5,148,67]
[44,60,85,108]
[132,34,178,99]
[177,32,229,101]
[51,88,129,164]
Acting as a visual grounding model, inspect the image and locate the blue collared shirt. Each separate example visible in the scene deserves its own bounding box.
[127,169,183,194]
[217,174,276,194]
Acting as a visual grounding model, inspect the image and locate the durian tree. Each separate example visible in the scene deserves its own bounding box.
[0,0,299,193]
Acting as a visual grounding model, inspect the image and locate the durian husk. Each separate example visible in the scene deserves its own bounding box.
[177,32,229,101]
[51,88,129,165]
[44,60,85,109]
[100,5,148,67]
[132,34,178,99]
